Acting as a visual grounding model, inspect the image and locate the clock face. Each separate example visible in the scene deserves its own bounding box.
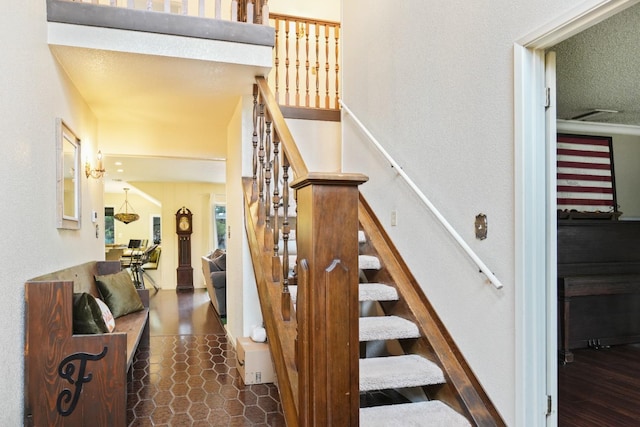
[178,216,190,231]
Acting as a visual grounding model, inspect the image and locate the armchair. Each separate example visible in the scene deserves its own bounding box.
[201,250,226,317]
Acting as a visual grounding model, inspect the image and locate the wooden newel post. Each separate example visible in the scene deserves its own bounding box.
[291,172,368,427]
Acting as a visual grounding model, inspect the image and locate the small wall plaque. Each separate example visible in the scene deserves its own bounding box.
[475,214,488,240]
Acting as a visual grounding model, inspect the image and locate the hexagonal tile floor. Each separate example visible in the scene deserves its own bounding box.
[127,334,285,426]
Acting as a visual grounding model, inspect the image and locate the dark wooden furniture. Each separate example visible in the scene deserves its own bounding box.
[557,220,640,363]
[176,207,194,291]
[25,261,149,426]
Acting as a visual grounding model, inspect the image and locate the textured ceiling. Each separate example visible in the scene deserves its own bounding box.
[51,45,260,126]
[552,3,640,126]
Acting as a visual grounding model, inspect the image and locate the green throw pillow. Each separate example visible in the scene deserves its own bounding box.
[72,292,109,334]
[95,270,144,318]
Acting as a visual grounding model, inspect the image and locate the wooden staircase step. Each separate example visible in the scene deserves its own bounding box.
[360,354,445,392]
[360,401,471,427]
[360,316,420,342]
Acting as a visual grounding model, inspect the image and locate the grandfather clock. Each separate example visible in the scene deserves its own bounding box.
[175,206,194,291]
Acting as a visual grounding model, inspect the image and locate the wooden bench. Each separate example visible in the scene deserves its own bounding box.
[558,220,640,363]
[24,261,149,426]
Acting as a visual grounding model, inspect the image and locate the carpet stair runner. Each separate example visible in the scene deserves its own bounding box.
[356,230,471,426]
[286,229,471,425]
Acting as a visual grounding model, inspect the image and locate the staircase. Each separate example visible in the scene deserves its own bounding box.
[244,76,504,426]
[288,230,474,426]
[357,230,471,426]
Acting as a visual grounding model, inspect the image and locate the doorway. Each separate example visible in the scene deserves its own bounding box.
[514,0,640,425]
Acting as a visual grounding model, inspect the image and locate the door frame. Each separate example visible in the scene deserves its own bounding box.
[513,1,639,425]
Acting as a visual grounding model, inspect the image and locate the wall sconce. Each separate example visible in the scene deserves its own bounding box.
[85,150,106,179]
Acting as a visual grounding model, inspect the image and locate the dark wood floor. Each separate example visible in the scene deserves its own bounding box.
[558,344,640,426]
[148,288,225,336]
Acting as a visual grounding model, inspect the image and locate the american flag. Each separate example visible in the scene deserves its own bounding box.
[556,134,617,213]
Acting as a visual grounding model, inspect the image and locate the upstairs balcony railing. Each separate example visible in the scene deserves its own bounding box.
[60,2,341,113]
[63,0,270,23]
[268,13,341,111]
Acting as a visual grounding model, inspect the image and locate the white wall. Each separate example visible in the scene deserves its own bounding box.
[0,1,105,424]
[226,95,264,344]
[286,118,342,172]
[341,1,588,424]
[99,118,227,159]
[612,134,640,217]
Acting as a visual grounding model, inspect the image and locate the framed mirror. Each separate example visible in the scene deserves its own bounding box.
[56,118,81,229]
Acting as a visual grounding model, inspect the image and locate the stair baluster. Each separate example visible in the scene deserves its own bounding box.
[285,19,291,106]
[295,21,301,107]
[324,24,330,109]
[334,25,340,109]
[272,131,282,281]
[258,102,266,223]
[251,84,259,201]
[274,18,280,103]
[314,23,320,108]
[304,21,310,107]
[281,156,291,321]
[264,112,273,246]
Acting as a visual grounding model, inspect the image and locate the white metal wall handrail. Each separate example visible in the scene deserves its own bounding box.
[341,101,504,290]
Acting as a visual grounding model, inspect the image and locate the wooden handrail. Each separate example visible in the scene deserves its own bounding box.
[249,78,367,426]
[256,76,308,177]
[270,12,339,27]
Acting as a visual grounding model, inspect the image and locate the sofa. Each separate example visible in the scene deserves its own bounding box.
[201,249,226,317]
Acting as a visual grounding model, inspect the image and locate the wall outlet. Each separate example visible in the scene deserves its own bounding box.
[391,210,398,226]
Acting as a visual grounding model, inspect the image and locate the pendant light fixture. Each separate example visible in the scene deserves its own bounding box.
[114,188,140,224]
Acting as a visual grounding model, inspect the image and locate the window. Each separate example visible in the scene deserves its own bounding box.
[152,215,161,244]
[105,207,114,244]
[214,205,226,249]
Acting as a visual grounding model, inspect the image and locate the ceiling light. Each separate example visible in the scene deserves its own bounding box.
[114,188,140,224]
